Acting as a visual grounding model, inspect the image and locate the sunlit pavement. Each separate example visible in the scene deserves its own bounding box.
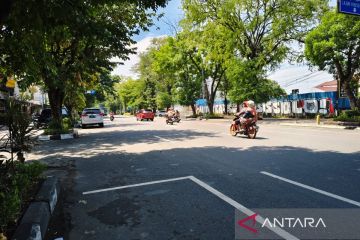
[28,116,360,240]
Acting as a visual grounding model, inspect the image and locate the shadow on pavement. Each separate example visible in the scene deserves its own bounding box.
[38,144,360,240]
[32,129,217,156]
[36,143,360,240]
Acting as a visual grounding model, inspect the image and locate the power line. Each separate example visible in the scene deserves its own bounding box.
[284,72,324,87]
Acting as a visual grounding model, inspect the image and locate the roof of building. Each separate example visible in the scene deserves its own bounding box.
[314,80,337,92]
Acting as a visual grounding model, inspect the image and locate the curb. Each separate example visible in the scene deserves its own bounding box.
[38,130,79,141]
[12,177,60,240]
[279,123,359,130]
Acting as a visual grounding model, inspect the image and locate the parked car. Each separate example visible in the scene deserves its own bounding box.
[136,109,155,121]
[155,110,167,117]
[81,108,104,128]
[34,107,69,128]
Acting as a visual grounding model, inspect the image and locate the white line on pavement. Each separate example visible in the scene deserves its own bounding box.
[261,171,360,207]
[82,176,191,195]
[154,135,172,142]
[188,176,299,240]
[82,175,298,239]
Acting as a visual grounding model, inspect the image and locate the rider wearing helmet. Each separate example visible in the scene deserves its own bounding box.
[166,107,175,119]
[236,100,257,127]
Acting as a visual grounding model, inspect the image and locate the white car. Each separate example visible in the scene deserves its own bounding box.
[81,108,104,128]
[155,110,167,117]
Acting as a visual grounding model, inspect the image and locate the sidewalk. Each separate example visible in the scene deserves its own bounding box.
[189,117,360,130]
[279,122,360,130]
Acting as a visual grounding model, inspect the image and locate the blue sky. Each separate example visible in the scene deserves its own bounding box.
[113,0,337,94]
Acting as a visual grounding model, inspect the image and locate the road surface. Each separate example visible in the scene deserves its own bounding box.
[28,116,360,240]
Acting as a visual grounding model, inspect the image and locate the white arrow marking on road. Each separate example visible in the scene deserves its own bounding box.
[261,171,360,207]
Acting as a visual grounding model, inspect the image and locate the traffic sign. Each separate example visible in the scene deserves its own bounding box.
[338,0,360,16]
[86,90,96,95]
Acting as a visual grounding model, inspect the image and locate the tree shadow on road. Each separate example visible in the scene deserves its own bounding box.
[36,144,360,240]
[31,129,218,156]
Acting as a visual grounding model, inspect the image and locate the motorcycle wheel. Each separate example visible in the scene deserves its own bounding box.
[230,124,238,136]
[247,126,257,139]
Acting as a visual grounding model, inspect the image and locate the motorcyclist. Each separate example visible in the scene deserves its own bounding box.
[175,110,180,119]
[166,108,175,120]
[236,100,257,128]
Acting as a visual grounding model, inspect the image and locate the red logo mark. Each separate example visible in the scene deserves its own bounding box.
[238,213,258,234]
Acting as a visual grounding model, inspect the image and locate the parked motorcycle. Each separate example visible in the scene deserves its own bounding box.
[166,116,181,125]
[229,116,259,139]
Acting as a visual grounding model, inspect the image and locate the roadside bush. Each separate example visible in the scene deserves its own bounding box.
[0,161,46,237]
[334,109,360,123]
[0,99,35,163]
[62,117,71,130]
[44,118,72,135]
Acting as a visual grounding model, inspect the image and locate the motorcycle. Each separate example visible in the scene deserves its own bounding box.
[166,115,181,125]
[229,115,259,139]
[109,113,115,121]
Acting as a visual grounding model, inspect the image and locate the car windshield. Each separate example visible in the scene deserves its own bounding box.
[143,109,152,113]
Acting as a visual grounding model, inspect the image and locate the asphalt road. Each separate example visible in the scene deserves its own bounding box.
[29,116,360,240]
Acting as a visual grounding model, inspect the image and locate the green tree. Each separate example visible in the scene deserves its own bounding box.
[117,78,146,113]
[0,0,168,128]
[183,0,327,105]
[176,23,230,114]
[134,37,177,110]
[151,37,178,105]
[305,11,360,109]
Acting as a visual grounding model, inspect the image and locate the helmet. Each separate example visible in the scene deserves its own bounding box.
[247,100,255,108]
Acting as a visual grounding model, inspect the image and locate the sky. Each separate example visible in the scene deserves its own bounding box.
[112,0,337,94]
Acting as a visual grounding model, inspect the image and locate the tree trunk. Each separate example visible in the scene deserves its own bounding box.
[207,94,215,115]
[224,96,228,115]
[190,104,196,116]
[207,101,214,115]
[48,87,65,129]
[343,79,360,109]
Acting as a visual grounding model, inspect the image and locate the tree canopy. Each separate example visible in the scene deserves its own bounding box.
[305,10,360,109]
[0,0,168,128]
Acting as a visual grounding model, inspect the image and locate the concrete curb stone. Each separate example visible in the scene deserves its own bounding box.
[35,177,59,214]
[12,202,50,240]
[12,177,60,240]
[279,123,359,130]
[38,130,79,141]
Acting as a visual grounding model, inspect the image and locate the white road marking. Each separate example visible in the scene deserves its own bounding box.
[83,176,298,239]
[154,135,172,142]
[82,176,191,195]
[188,176,299,240]
[261,171,360,207]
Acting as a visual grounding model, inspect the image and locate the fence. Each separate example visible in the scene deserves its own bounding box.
[195,91,351,116]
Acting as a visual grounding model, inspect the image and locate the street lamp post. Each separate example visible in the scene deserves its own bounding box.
[6,76,16,161]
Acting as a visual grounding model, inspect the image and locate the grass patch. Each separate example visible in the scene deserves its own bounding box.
[0,161,46,238]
